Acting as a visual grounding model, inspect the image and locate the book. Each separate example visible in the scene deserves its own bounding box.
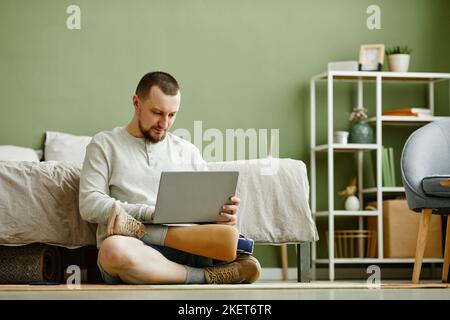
[363,147,396,188]
[327,61,358,71]
[382,112,433,118]
[383,107,432,117]
[388,147,396,186]
[381,146,397,187]
[382,147,392,187]
[366,147,396,188]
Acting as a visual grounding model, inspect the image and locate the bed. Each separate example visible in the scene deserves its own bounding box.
[0,157,318,282]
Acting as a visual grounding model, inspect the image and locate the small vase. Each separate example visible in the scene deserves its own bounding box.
[350,120,373,144]
[345,196,360,211]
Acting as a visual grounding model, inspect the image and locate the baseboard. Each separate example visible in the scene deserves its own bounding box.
[260,268,297,281]
[261,265,444,281]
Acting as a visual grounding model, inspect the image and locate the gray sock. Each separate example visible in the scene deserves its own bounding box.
[184,266,206,284]
[140,224,169,246]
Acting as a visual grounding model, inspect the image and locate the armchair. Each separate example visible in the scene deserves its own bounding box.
[401,119,450,283]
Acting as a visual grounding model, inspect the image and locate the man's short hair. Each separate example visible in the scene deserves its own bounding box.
[135,71,180,99]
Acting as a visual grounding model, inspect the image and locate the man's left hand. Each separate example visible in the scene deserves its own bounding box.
[217,196,240,226]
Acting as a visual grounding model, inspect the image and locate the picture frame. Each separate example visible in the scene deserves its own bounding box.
[358,44,385,71]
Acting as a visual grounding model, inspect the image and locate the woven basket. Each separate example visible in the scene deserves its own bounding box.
[326,230,377,258]
[0,244,62,284]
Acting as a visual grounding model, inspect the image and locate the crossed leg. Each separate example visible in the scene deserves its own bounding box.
[109,204,241,262]
[99,235,261,285]
[99,235,188,284]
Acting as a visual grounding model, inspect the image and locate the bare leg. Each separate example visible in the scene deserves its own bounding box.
[99,235,187,284]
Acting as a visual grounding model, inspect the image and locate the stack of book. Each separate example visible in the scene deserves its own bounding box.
[382,107,432,118]
[382,146,396,187]
[362,147,399,188]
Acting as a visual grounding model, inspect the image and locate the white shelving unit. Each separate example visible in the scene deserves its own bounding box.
[310,70,450,280]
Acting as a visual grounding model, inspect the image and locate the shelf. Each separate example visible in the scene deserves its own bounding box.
[310,70,450,280]
[313,144,378,152]
[368,115,449,126]
[314,258,444,264]
[314,210,379,217]
[312,71,450,83]
[362,187,405,194]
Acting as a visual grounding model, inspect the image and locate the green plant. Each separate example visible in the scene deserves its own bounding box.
[385,45,413,55]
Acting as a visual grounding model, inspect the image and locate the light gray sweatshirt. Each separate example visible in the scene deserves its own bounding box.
[79,126,207,248]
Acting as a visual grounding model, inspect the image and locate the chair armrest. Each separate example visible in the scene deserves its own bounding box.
[422,175,450,198]
[440,178,450,187]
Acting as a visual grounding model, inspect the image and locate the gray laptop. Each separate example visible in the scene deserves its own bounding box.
[152,171,239,224]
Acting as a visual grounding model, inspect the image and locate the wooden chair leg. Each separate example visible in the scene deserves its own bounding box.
[280,244,289,281]
[442,215,450,283]
[412,208,432,284]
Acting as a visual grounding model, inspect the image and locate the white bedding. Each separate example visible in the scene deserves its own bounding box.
[208,158,319,244]
[0,161,96,247]
[0,158,318,247]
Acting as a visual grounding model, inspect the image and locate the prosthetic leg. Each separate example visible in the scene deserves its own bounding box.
[164,224,239,261]
[158,227,254,260]
[107,203,240,261]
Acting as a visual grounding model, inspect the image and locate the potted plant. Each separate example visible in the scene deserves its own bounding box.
[349,106,373,144]
[385,45,413,72]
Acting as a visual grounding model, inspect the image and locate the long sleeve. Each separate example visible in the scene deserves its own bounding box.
[79,141,154,225]
[191,145,209,171]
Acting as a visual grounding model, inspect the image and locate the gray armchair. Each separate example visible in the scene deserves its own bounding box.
[401,119,450,283]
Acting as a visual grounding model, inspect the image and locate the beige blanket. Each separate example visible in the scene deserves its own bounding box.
[0,159,318,247]
[208,158,319,244]
[0,161,96,247]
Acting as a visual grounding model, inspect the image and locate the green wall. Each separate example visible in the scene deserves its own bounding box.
[1,0,449,268]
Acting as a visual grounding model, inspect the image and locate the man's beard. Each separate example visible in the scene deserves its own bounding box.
[138,120,167,143]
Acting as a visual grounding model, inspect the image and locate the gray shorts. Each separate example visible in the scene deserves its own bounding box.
[97,244,214,284]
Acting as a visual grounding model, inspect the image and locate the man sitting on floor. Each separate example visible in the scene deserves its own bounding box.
[79,71,261,285]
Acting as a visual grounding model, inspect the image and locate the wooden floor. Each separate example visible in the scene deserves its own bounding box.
[1,280,450,290]
[1,281,449,300]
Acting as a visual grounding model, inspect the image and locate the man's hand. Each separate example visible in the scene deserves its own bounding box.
[216,196,240,226]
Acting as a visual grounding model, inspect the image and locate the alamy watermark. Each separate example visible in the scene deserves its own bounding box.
[366,5,381,30]
[366,265,381,289]
[66,264,81,289]
[66,5,381,31]
[66,5,81,30]
[173,121,280,175]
